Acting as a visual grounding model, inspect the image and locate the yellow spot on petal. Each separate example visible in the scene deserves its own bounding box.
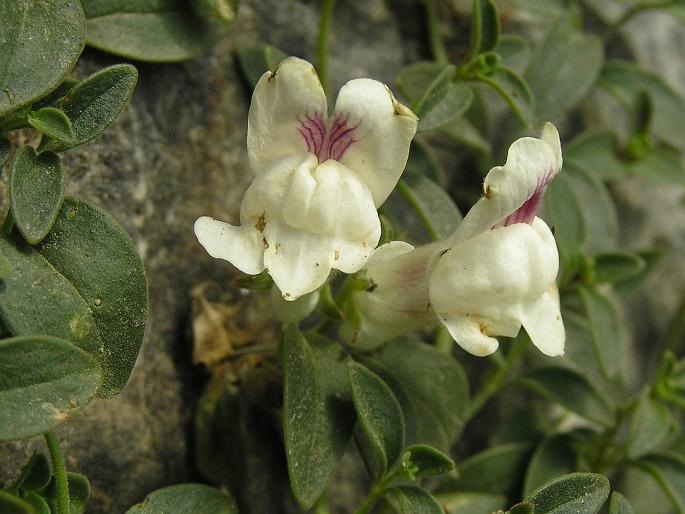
[255,213,266,232]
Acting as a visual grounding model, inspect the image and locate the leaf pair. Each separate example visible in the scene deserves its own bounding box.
[0,198,148,441]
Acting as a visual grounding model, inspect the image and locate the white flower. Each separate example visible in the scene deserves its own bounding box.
[195,57,418,300]
[429,123,565,356]
[345,123,565,357]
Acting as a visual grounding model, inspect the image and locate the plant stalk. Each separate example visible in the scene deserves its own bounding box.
[45,430,70,514]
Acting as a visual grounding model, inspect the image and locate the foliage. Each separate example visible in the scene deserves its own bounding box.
[5,0,685,513]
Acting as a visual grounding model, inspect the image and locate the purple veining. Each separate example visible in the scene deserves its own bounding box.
[494,166,556,228]
[297,112,360,163]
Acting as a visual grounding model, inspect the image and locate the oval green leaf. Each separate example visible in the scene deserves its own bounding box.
[9,146,65,245]
[564,129,627,182]
[361,340,469,452]
[591,252,645,284]
[83,0,234,62]
[398,173,462,241]
[518,366,615,426]
[348,361,405,475]
[0,136,12,167]
[525,472,610,514]
[471,0,500,57]
[599,60,685,151]
[386,485,445,514]
[283,327,356,509]
[395,62,449,104]
[578,287,623,379]
[40,64,138,152]
[434,443,533,496]
[125,483,238,514]
[0,335,101,442]
[635,451,685,512]
[609,492,636,514]
[0,491,34,514]
[526,16,603,122]
[523,434,579,497]
[10,451,52,493]
[26,108,75,144]
[627,393,675,460]
[0,0,85,117]
[413,65,473,132]
[35,197,148,398]
[403,444,455,478]
[434,491,506,514]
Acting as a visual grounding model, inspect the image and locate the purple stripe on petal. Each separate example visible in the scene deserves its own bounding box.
[297,111,360,163]
[494,166,555,228]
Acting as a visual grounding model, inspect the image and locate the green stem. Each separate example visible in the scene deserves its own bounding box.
[354,470,398,514]
[45,431,70,514]
[312,492,330,514]
[603,1,674,44]
[421,0,449,65]
[317,0,337,99]
[465,336,528,421]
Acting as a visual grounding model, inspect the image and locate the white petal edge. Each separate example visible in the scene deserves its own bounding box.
[518,284,566,356]
[194,216,265,274]
[438,313,500,357]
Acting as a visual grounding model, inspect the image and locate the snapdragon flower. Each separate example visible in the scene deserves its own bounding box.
[347,123,565,357]
[195,57,418,300]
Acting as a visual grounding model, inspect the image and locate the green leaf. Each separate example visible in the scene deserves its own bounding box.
[434,443,533,496]
[509,502,535,514]
[395,62,447,104]
[0,335,100,442]
[397,173,462,241]
[497,35,530,74]
[412,65,473,132]
[66,472,90,514]
[9,451,51,492]
[125,483,238,513]
[526,16,603,122]
[599,60,685,151]
[0,197,148,398]
[402,444,455,479]
[26,108,75,144]
[348,361,405,475]
[0,0,85,117]
[540,171,585,276]
[629,144,685,185]
[0,491,34,514]
[361,340,469,452]
[231,268,273,291]
[404,140,445,185]
[523,434,578,497]
[23,493,50,514]
[578,287,623,379]
[0,250,12,279]
[518,366,615,426]
[627,392,675,460]
[609,492,636,514]
[470,0,500,57]
[564,129,627,182]
[282,327,356,508]
[40,64,138,152]
[476,66,533,126]
[525,472,610,514]
[82,0,235,62]
[9,147,65,245]
[635,451,685,512]
[434,491,506,514]
[385,485,445,514]
[565,165,619,256]
[591,252,645,284]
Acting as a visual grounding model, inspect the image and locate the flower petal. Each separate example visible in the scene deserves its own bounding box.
[334,78,418,206]
[518,284,565,356]
[247,57,328,175]
[194,217,265,274]
[438,312,500,356]
[448,123,562,244]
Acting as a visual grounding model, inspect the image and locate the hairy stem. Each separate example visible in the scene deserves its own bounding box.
[45,430,70,514]
[421,0,449,65]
